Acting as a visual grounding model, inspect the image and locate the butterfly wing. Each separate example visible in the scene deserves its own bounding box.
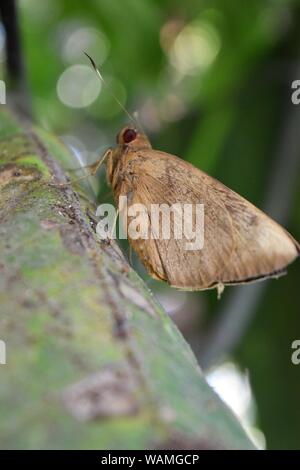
[115,150,299,290]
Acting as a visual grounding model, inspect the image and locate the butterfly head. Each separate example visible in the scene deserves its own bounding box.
[117,126,152,149]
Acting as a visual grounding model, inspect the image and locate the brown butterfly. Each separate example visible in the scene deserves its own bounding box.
[87,124,299,293]
[78,55,300,293]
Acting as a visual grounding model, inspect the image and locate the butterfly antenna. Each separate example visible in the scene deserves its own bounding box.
[84,52,138,128]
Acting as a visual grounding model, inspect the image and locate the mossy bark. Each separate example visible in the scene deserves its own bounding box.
[0,109,255,449]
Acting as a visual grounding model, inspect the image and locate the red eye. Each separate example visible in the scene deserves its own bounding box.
[123,128,137,144]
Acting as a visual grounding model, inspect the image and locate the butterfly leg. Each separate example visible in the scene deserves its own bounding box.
[51,148,112,187]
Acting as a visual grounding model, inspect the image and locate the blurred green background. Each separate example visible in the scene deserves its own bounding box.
[1,0,300,449]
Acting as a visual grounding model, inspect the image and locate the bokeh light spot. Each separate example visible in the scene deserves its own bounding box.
[62,26,109,65]
[57,64,101,108]
[169,21,221,75]
[206,362,266,449]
